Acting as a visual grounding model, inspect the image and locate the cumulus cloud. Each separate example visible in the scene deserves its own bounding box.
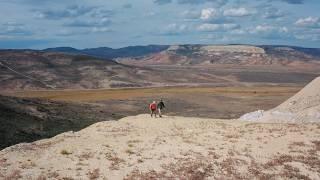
[154,0,227,6]
[295,17,320,28]
[294,28,320,41]
[177,0,228,6]
[249,24,289,39]
[0,22,33,36]
[91,27,111,33]
[64,18,112,27]
[90,9,114,18]
[223,7,254,17]
[163,23,189,35]
[252,25,288,33]
[267,0,305,4]
[0,0,318,48]
[184,7,233,23]
[281,0,305,4]
[200,8,219,20]
[197,23,240,31]
[263,7,285,19]
[154,0,172,5]
[34,5,96,20]
[295,34,320,41]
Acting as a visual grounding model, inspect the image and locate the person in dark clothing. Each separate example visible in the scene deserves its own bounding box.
[157,99,165,117]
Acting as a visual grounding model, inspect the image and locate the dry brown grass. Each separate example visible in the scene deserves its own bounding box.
[47,171,60,178]
[4,169,22,180]
[77,152,94,160]
[20,161,36,169]
[125,149,135,155]
[0,158,9,167]
[87,168,100,180]
[105,152,125,170]
[225,134,241,139]
[60,149,72,155]
[8,86,300,102]
[36,174,47,180]
[127,139,142,144]
[61,177,75,180]
[290,141,306,147]
[311,140,320,151]
[264,154,294,168]
[124,169,168,180]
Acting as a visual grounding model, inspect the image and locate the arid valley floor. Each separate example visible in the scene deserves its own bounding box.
[6,85,301,119]
[1,45,320,179]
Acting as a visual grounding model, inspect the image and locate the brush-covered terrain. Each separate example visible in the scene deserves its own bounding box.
[1,114,319,179]
[0,95,123,149]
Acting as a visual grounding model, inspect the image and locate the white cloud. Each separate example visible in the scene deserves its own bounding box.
[0,22,33,36]
[65,18,111,27]
[34,5,97,20]
[198,23,220,31]
[249,24,290,39]
[223,7,253,17]
[263,7,285,19]
[251,25,288,33]
[295,16,320,28]
[163,23,189,35]
[197,23,240,31]
[294,28,320,41]
[200,8,219,20]
[295,34,318,41]
[91,27,111,33]
[230,29,246,35]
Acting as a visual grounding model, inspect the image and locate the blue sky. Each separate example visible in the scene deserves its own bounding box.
[0,0,319,49]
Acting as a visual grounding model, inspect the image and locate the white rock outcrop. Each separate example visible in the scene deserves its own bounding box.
[240,77,320,123]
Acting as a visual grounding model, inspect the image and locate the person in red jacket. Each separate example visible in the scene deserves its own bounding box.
[149,101,157,118]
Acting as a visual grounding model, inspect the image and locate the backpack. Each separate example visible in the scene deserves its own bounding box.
[150,103,156,110]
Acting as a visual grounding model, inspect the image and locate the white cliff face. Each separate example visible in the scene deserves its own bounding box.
[167,45,181,51]
[167,45,266,54]
[240,77,320,123]
[200,45,266,54]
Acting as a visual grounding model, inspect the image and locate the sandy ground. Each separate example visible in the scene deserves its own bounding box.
[1,114,319,179]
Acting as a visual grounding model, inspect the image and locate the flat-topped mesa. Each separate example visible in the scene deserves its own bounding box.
[166,45,266,54]
[167,45,181,51]
[200,45,266,54]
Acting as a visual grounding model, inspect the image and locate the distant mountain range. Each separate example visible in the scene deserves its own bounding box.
[43,45,170,59]
[118,44,320,67]
[42,44,320,60]
[1,44,320,91]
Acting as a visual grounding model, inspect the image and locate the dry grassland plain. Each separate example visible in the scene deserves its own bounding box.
[6,86,302,119]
